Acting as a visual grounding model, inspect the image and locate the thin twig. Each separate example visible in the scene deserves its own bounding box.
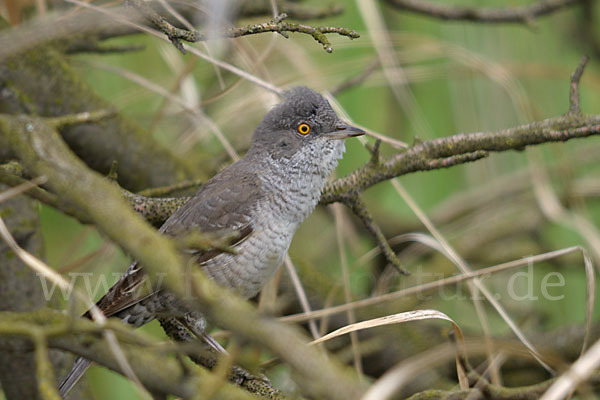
[279,245,590,322]
[569,55,590,114]
[0,176,47,204]
[331,59,380,96]
[137,178,204,197]
[46,109,117,128]
[344,195,409,275]
[384,0,583,25]
[240,1,345,20]
[65,42,145,54]
[128,0,359,54]
[64,0,284,95]
[332,204,363,375]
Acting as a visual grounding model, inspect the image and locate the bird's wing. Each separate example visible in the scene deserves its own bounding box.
[88,166,263,319]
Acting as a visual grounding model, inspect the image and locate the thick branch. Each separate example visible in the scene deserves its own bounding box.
[0,161,184,226]
[321,113,600,204]
[0,310,257,399]
[384,0,583,24]
[0,25,193,191]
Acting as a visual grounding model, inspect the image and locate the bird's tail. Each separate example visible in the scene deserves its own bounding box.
[58,356,92,398]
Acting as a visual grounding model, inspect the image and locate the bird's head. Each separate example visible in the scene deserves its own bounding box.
[250,87,364,160]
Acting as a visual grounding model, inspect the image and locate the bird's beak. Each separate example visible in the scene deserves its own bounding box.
[325,123,366,140]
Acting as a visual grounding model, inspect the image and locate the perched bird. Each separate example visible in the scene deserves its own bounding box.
[58,86,364,397]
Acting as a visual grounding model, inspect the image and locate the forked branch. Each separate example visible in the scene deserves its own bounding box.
[128,0,359,53]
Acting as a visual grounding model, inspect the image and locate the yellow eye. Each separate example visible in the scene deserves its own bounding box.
[297,123,311,135]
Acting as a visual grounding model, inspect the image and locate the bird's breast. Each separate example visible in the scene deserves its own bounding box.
[201,139,345,298]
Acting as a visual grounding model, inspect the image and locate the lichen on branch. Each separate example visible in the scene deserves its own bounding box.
[128,0,359,53]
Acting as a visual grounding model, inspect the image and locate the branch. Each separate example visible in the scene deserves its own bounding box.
[124,191,188,226]
[136,178,204,197]
[0,162,92,224]
[0,182,58,400]
[0,310,258,399]
[384,0,583,25]
[128,0,359,53]
[0,29,194,190]
[322,115,600,204]
[158,318,286,399]
[344,193,409,275]
[325,58,595,204]
[404,379,555,400]
[569,56,589,114]
[405,371,599,400]
[330,58,380,96]
[0,160,187,226]
[0,114,367,400]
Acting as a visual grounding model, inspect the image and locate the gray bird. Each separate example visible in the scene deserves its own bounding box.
[58,86,364,397]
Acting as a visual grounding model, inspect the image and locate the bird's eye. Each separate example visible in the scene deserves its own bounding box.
[297,123,311,135]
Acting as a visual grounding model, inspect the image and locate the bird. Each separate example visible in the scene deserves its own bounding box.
[58,86,364,397]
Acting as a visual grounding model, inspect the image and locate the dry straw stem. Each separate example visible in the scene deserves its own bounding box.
[0,175,46,203]
[0,115,366,399]
[281,245,590,323]
[86,60,240,161]
[332,203,363,375]
[307,309,470,390]
[283,255,321,341]
[356,0,432,139]
[541,336,600,400]
[529,162,597,355]
[384,0,583,24]
[391,178,553,373]
[332,310,468,399]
